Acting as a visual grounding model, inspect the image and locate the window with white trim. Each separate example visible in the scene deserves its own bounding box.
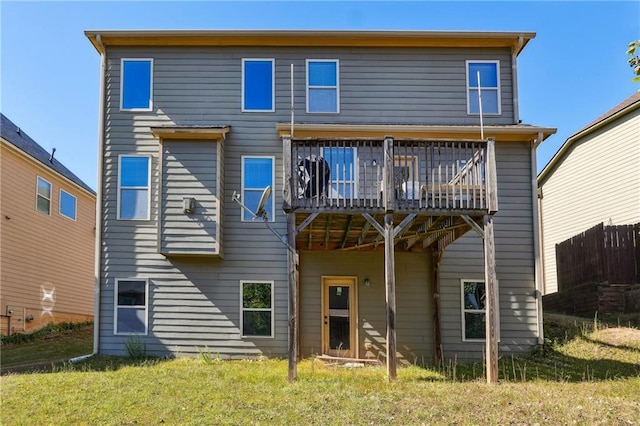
[36,176,51,215]
[241,156,274,222]
[322,146,357,198]
[466,60,500,115]
[242,58,275,112]
[241,281,274,338]
[118,155,150,220]
[115,279,148,335]
[59,189,77,220]
[121,58,153,111]
[461,279,499,341]
[306,59,339,113]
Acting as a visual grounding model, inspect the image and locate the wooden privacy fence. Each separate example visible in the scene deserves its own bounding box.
[556,223,640,292]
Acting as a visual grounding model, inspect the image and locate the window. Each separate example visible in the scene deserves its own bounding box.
[461,280,486,340]
[461,279,500,341]
[241,281,273,338]
[306,60,339,113]
[59,189,77,220]
[36,176,51,215]
[323,147,357,198]
[242,59,275,112]
[241,156,274,222]
[121,58,153,110]
[466,60,500,115]
[118,155,150,220]
[115,279,148,335]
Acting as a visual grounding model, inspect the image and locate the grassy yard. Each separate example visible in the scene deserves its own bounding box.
[1,316,639,424]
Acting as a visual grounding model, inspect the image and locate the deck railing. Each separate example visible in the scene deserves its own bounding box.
[283,137,497,213]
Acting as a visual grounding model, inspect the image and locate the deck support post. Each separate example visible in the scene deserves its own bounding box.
[483,214,498,383]
[382,136,397,380]
[287,212,299,382]
[432,250,443,366]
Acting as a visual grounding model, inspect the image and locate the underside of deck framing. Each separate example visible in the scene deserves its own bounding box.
[294,211,482,252]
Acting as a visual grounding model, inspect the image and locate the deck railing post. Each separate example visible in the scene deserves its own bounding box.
[486,137,498,213]
[383,136,395,212]
[283,136,293,212]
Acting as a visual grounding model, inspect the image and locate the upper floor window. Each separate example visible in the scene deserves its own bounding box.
[466,60,500,115]
[306,60,339,113]
[115,278,148,335]
[242,59,275,112]
[118,155,150,220]
[241,156,274,222]
[121,58,153,111]
[59,189,77,220]
[36,176,51,215]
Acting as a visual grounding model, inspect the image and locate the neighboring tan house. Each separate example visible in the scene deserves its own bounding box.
[538,93,640,295]
[85,30,555,380]
[0,114,96,335]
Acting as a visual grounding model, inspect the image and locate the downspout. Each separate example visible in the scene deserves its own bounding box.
[70,33,106,363]
[512,36,524,124]
[531,132,544,345]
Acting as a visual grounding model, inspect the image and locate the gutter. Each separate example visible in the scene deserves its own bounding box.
[532,132,544,345]
[71,33,106,363]
[511,36,524,124]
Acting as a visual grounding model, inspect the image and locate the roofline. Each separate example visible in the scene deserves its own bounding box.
[84,29,535,55]
[276,123,556,142]
[538,97,640,184]
[0,138,97,198]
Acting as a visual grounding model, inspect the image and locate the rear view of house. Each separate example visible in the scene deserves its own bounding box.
[85,30,555,379]
[0,114,96,335]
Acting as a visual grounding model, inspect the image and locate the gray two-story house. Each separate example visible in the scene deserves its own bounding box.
[85,30,555,381]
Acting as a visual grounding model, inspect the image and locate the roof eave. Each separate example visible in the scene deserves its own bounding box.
[538,99,640,184]
[84,29,535,55]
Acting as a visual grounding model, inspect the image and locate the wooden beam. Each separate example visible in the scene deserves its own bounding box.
[287,213,299,382]
[405,217,433,250]
[383,137,395,212]
[282,137,293,212]
[461,215,484,238]
[432,250,443,366]
[362,213,384,236]
[357,220,372,245]
[393,214,417,238]
[483,215,498,384]
[486,138,498,214]
[323,215,332,249]
[296,212,319,234]
[384,213,397,380]
[340,215,355,248]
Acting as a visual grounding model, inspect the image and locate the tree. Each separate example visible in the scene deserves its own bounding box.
[628,41,640,83]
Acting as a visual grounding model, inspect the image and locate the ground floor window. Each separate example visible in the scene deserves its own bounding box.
[461,279,500,341]
[241,281,273,337]
[115,279,148,335]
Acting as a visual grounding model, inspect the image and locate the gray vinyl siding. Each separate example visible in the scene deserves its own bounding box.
[439,141,539,361]
[299,251,434,364]
[159,140,221,256]
[98,44,519,358]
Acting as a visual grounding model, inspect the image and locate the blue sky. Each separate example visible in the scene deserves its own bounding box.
[1,1,638,190]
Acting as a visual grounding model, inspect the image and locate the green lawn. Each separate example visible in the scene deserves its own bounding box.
[0,325,93,370]
[1,317,639,424]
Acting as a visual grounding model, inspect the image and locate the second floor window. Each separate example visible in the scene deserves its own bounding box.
[121,58,153,111]
[118,155,150,220]
[466,60,500,115]
[36,176,51,215]
[59,189,77,220]
[241,156,274,222]
[242,59,275,112]
[307,60,339,113]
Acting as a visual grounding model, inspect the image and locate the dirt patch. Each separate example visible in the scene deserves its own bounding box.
[592,328,640,349]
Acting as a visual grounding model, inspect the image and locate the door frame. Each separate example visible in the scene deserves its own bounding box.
[321,276,359,358]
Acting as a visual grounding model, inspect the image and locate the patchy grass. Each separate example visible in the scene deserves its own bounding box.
[0,324,93,369]
[1,316,639,424]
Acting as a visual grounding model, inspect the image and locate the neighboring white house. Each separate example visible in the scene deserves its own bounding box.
[538,93,640,294]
